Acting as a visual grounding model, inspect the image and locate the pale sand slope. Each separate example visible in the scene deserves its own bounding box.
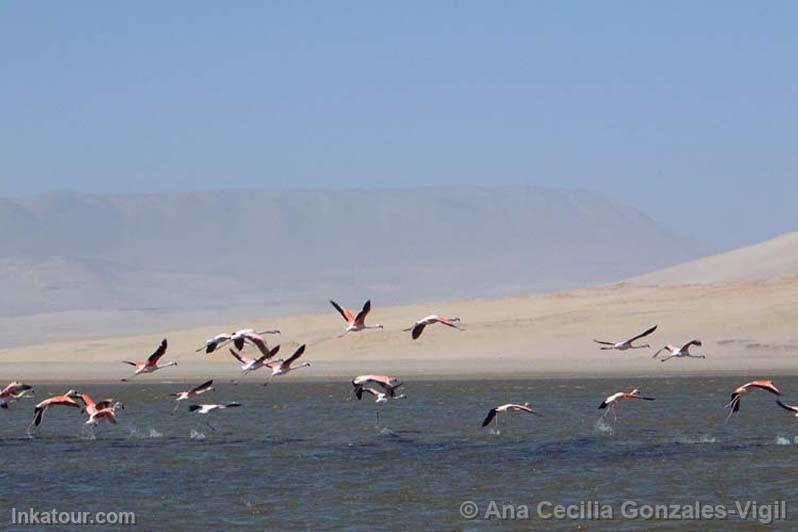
[1,278,796,382]
[633,231,798,285]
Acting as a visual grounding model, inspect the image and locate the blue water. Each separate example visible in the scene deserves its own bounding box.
[2,377,798,530]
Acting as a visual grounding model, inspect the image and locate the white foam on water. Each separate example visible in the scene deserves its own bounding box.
[488,428,501,436]
[775,436,797,445]
[594,418,614,435]
[675,434,717,444]
[190,429,206,440]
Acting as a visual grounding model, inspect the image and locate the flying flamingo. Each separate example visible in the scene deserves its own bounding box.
[404,315,463,339]
[121,339,177,380]
[330,300,383,336]
[189,402,242,414]
[725,380,780,421]
[189,402,241,431]
[265,345,310,377]
[653,340,706,362]
[1,382,34,409]
[598,389,655,423]
[30,390,81,429]
[76,392,117,418]
[481,402,541,431]
[593,325,657,351]
[196,329,280,354]
[351,375,403,398]
[170,380,215,413]
[229,345,281,374]
[85,401,124,426]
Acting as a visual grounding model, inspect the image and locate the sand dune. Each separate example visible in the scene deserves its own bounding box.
[2,277,796,382]
[633,231,797,285]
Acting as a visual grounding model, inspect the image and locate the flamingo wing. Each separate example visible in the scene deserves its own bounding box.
[191,380,214,395]
[679,339,702,352]
[747,380,780,395]
[593,339,616,346]
[627,325,658,343]
[411,323,427,340]
[481,408,498,427]
[284,344,306,365]
[353,300,372,325]
[147,339,168,364]
[330,300,355,322]
[228,349,248,364]
[244,332,270,356]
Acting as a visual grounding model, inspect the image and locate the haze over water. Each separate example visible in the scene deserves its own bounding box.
[2,377,797,529]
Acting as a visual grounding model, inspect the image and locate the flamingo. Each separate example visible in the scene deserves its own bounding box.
[404,315,463,339]
[265,345,310,377]
[1,381,34,409]
[653,340,706,362]
[351,375,403,398]
[86,402,124,426]
[330,300,383,336]
[121,339,177,380]
[189,402,241,431]
[725,380,780,421]
[481,402,541,431]
[189,402,241,414]
[76,392,117,418]
[30,390,81,428]
[593,325,657,351]
[229,345,281,374]
[170,380,215,413]
[598,389,655,423]
[196,329,280,354]
[172,380,215,402]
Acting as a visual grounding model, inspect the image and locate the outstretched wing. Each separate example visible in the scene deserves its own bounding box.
[330,300,354,322]
[777,400,798,413]
[191,380,214,395]
[481,408,497,427]
[679,339,702,352]
[593,339,615,346]
[284,344,306,365]
[354,300,371,325]
[147,339,168,364]
[627,325,658,343]
[411,323,426,340]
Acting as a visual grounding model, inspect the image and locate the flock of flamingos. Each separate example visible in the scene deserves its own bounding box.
[1,299,796,434]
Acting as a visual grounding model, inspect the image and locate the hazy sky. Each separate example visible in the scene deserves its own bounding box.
[1,2,795,248]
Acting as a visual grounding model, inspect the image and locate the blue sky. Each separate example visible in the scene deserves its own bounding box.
[1,1,795,248]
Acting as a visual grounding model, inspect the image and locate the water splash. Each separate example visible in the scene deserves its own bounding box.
[594,418,614,435]
[488,428,501,436]
[190,429,206,440]
[126,426,164,439]
[775,436,798,445]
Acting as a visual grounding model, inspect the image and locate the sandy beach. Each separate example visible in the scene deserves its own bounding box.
[2,277,796,382]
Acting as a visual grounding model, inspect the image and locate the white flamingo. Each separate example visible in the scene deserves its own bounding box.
[598,389,655,423]
[653,340,706,362]
[725,380,780,421]
[330,300,383,336]
[404,315,462,339]
[1,382,34,409]
[121,339,177,380]
[593,325,657,351]
[481,402,541,431]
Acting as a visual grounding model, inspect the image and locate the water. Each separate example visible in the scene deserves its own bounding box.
[2,377,798,530]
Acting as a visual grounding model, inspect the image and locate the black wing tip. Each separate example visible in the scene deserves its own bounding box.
[189,405,201,412]
[481,409,497,427]
[598,402,608,409]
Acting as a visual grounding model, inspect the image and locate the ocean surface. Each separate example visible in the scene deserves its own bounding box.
[2,377,798,530]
